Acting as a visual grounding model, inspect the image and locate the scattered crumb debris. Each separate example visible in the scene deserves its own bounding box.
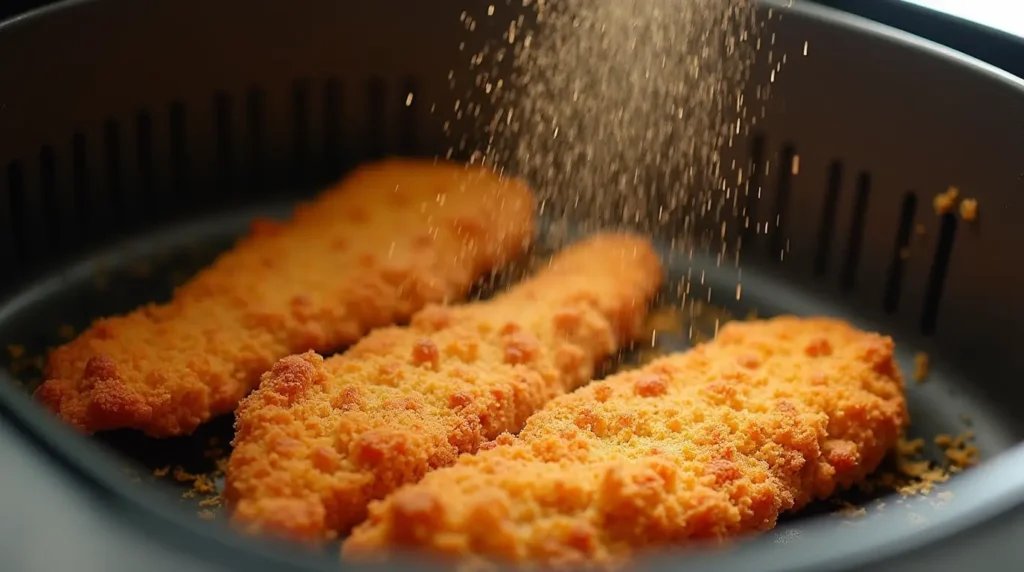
[959,198,978,222]
[153,465,170,478]
[173,466,199,482]
[936,431,979,468]
[932,186,979,222]
[898,437,925,457]
[833,501,867,518]
[933,187,960,214]
[913,352,929,383]
[198,495,223,508]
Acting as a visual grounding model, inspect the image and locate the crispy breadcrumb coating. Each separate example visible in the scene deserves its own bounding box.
[35,159,535,437]
[344,317,907,570]
[225,233,663,542]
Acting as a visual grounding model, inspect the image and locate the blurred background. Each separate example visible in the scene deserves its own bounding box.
[1,0,1023,78]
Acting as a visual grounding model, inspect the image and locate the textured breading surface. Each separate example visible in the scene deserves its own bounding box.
[35,160,535,437]
[225,233,663,542]
[344,317,908,569]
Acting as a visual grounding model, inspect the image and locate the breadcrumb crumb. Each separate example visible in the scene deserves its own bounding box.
[959,198,978,222]
[933,187,960,214]
[913,352,929,383]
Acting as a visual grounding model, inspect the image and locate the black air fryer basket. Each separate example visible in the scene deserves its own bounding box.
[2,1,1024,571]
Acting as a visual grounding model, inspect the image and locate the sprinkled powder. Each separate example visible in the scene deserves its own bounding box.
[451,0,768,261]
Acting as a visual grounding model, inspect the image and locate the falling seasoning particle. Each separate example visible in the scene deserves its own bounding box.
[913,352,929,383]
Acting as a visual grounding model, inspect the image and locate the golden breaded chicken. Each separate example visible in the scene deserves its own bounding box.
[35,159,535,437]
[344,317,908,570]
[225,233,664,542]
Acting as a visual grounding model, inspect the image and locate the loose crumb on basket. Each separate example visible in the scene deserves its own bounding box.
[198,509,216,520]
[198,495,223,508]
[959,198,979,222]
[936,431,980,468]
[933,187,960,214]
[913,352,929,383]
[832,501,868,518]
[858,430,978,499]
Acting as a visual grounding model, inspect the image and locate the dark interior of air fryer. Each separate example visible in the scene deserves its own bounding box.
[2,0,1024,570]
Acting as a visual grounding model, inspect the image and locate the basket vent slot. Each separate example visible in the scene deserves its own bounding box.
[367,77,386,160]
[245,87,266,193]
[6,162,26,264]
[768,144,795,261]
[215,92,234,195]
[39,146,59,250]
[742,135,765,244]
[72,133,91,235]
[169,101,188,206]
[883,192,918,314]
[840,172,871,291]
[813,161,843,277]
[921,213,957,335]
[323,78,344,180]
[291,80,311,186]
[400,78,419,155]
[104,119,124,224]
[136,111,154,209]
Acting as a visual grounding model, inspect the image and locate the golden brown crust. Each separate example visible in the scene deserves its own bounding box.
[224,233,664,542]
[343,317,908,569]
[36,160,535,437]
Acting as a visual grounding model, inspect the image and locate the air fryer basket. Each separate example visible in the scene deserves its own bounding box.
[2,0,1024,571]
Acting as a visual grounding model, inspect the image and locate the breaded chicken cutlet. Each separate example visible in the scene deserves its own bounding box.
[35,159,535,437]
[225,233,664,542]
[344,317,908,570]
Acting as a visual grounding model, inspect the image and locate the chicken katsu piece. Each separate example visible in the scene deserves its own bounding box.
[344,317,908,569]
[225,233,664,542]
[35,159,535,437]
